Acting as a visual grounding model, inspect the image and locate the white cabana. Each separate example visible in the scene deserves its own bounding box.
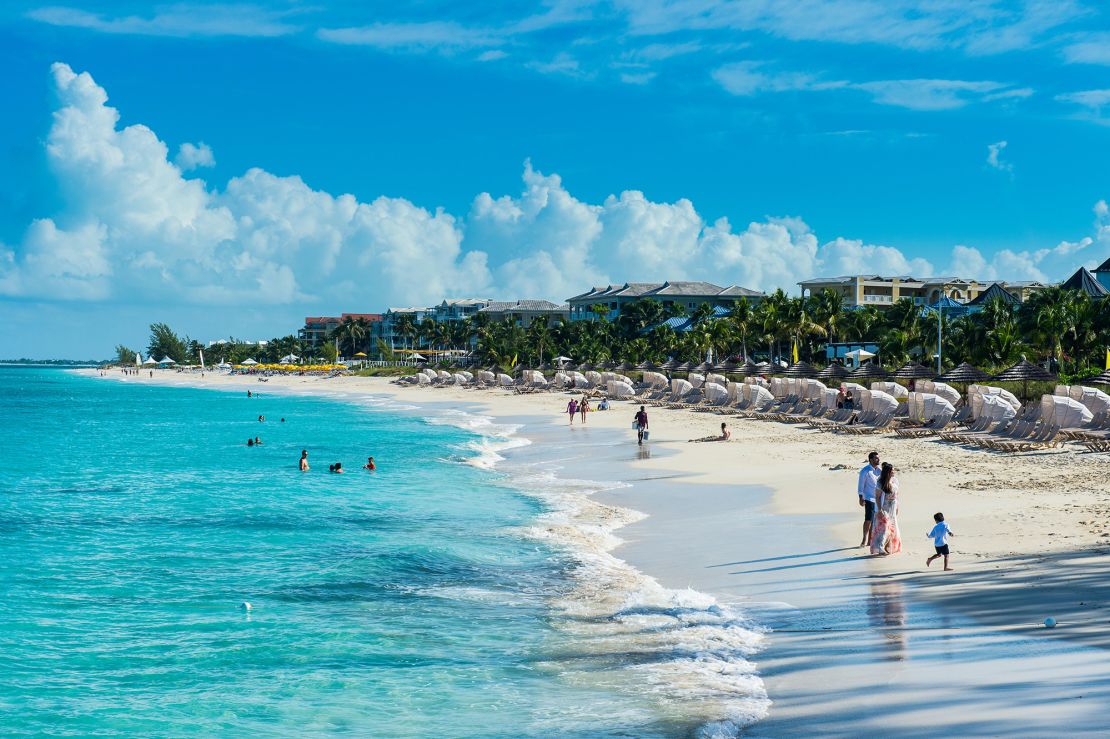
[706,373,727,386]
[459,371,473,381]
[845,348,876,368]
[279,354,300,363]
[769,377,787,398]
[1040,395,1094,428]
[906,392,955,421]
[867,390,899,415]
[821,388,840,410]
[746,384,774,406]
[553,371,568,388]
[801,379,828,400]
[240,358,258,366]
[584,370,602,387]
[498,373,514,386]
[607,380,636,398]
[570,371,588,387]
[142,357,158,365]
[871,381,908,399]
[615,374,633,386]
[842,382,867,400]
[1056,385,1110,415]
[727,381,742,404]
[477,370,496,383]
[452,373,469,385]
[437,370,452,380]
[688,372,705,389]
[416,373,431,385]
[969,384,1021,411]
[670,378,694,399]
[977,393,1018,421]
[159,356,176,365]
[642,371,669,388]
[916,380,961,405]
[703,382,729,404]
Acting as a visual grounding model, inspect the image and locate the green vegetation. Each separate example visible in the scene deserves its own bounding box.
[352,365,420,378]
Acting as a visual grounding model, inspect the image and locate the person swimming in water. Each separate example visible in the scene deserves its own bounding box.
[299,450,310,471]
[258,415,265,422]
[254,436,262,445]
[364,456,376,470]
[332,462,344,474]
[247,438,254,447]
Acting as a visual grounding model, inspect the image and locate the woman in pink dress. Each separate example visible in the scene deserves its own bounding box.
[870,462,902,555]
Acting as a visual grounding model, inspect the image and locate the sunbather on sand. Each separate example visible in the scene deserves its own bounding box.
[690,422,731,442]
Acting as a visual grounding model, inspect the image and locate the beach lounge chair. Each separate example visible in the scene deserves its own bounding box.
[893,410,956,438]
[835,412,895,435]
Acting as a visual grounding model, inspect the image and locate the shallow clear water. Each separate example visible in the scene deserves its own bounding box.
[0,369,767,736]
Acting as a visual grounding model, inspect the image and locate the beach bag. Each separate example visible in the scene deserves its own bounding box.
[641,430,650,440]
[631,420,639,429]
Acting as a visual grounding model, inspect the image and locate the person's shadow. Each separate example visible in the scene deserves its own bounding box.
[636,446,652,460]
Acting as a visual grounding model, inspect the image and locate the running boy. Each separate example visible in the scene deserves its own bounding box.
[926,512,955,571]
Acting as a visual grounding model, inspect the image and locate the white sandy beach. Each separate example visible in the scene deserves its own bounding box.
[86,369,1110,735]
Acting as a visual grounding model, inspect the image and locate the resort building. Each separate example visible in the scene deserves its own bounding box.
[566,281,764,321]
[477,300,569,327]
[431,299,493,323]
[798,275,992,307]
[379,307,433,349]
[1093,258,1110,292]
[299,313,382,349]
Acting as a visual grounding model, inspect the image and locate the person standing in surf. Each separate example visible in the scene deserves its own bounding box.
[566,397,578,425]
[579,396,590,424]
[299,450,310,472]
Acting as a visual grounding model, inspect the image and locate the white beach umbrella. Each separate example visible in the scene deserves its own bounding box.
[477,370,495,383]
[871,381,908,399]
[142,357,158,365]
[159,356,176,364]
[1040,395,1093,427]
[607,380,636,398]
[498,373,514,386]
[240,358,258,366]
[977,393,1018,421]
[670,378,693,399]
[687,372,705,389]
[279,354,299,363]
[703,382,728,403]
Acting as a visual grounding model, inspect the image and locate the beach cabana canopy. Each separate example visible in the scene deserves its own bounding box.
[907,392,956,421]
[816,363,850,380]
[670,378,694,399]
[976,394,1018,421]
[891,362,934,380]
[1040,395,1093,428]
[782,361,819,378]
[240,358,258,366]
[159,356,176,364]
[607,380,636,398]
[1056,385,1110,414]
[937,362,990,384]
[915,380,961,405]
[279,354,300,363]
[867,390,899,415]
[849,361,887,379]
[871,381,909,399]
[703,382,729,403]
[142,356,158,365]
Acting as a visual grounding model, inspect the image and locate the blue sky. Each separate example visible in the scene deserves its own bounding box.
[2,1,1110,357]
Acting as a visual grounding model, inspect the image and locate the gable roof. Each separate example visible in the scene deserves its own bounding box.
[479,300,568,313]
[568,280,764,302]
[1095,257,1110,274]
[967,283,1020,306]
[1061,267,1110,297]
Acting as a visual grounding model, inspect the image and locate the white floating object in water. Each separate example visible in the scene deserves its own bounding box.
[240,602,252,612]
[1044,617,1056,628]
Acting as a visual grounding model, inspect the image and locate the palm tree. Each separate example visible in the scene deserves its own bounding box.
[783,297,827,362]
[728,298,755,360]
[811,289,844,345]
[527,319,554,365]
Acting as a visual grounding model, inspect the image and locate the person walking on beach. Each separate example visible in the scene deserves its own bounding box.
[567,398,579,425]
[857,451,880,547]
[869,462,902,556]
[580,396,590,424]
[634,406,649,446]
[299,450,310,471]
[926,513,955,571]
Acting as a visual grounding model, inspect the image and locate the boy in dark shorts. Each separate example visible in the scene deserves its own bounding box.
[926,512,955,571]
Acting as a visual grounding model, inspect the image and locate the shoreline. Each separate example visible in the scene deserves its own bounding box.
[78,369,1110,734]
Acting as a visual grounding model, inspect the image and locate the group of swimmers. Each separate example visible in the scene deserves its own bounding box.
[297,449,377,474]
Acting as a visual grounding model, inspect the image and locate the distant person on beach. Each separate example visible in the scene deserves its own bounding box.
[247,390,252,397]
[567,398,578,424]
[598,398,609,410]
[580,397,590,423]
[857,451,880,547]
[364,456,376,470]
[926,513,955,571]
[870,462,902,556]
[845,389,854,410]
[836,386,847,409]
[634,406,649,445]
[299,450,310,471]
[691,422,731,442]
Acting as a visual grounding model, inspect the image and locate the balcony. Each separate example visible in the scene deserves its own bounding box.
[862,294,893,304]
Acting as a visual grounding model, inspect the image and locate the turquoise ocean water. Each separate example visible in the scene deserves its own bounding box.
[0,369,766,737]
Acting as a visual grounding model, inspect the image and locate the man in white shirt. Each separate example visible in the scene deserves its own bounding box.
[857,451,881,547]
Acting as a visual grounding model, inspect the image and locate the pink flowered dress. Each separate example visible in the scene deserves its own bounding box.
[870,478,902,555]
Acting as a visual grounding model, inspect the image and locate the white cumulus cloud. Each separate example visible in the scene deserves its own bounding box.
[986,140,1011,172]
[175,142,215,170]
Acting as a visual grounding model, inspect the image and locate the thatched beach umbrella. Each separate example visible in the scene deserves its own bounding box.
[674,361,694,373]
[600,360,617,370]
[849,361,888,379]
[782,361,819,378]
[816,363,850,380]
[577,362,594,372]
[992,358,1057,401]
[1087,369,1110,386]
[736,359,761,377]
[937,361,991,384]
[660,359,681,372]
[614,360,636,372]
[636,360,658,371]
[891,362,934,380]
[693,361,715,373]
[754,361,773,374]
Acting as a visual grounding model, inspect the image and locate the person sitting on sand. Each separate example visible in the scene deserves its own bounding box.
[690,422,731,442]
[364,456,376,470]
[598,398,609,410]
[300,450,310,471]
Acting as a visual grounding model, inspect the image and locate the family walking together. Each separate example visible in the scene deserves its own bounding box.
[857,451,956,569]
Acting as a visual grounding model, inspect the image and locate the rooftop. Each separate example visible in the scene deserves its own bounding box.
[567,280,763,302]
[479,299,568,312]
